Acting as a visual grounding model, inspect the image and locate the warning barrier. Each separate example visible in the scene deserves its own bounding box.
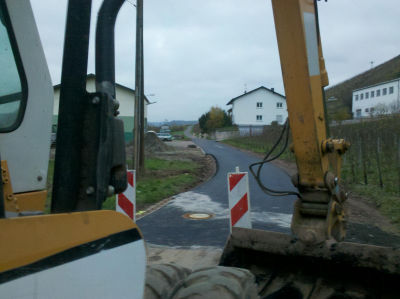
[227,167,252,231]
[116,170,136,221]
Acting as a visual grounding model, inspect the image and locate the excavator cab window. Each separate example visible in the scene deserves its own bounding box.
[0,4,27,132]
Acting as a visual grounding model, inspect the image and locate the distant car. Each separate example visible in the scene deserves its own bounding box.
[156,132,173,141]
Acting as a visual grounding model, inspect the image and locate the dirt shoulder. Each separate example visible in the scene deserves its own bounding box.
[134,140,216,218]
[151,140,216,190]
[273,159,400,236]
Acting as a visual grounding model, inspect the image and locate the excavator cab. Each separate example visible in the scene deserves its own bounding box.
[0,0,146,297]
[1,0,400,298]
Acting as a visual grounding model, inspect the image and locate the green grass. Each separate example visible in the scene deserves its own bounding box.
[145,158,198,171]
[223,137,295,161]
[136,173,196,205]
[48,157,200,212]
[331,117,400,227]
[341,156,399,194]
[102,157,200,210]
[340,150,400,229]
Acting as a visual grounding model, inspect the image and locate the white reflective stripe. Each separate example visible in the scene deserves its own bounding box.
[0,239,146,299]
[303,12,320,76]
[228,173,248,207]
[116,170,136,221]
[227,172,252,231]
[123,185,135,203]
[233,211,252,229]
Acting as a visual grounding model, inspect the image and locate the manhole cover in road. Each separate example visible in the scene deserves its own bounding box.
[183,213,214,220]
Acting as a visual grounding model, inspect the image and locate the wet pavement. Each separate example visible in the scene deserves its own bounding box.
[138,136,297,248]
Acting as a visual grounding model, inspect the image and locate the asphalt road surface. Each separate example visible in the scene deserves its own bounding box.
[137,135,297,248]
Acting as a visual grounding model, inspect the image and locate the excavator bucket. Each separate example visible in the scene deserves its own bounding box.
[220,227,400,298]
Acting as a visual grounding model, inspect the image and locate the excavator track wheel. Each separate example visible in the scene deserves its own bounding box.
[145,263,191,299]
[169,266,259,299]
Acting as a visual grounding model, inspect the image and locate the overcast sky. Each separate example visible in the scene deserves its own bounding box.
[31,0,400,122]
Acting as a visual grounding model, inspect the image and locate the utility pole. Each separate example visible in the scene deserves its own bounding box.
[133,0,145,176]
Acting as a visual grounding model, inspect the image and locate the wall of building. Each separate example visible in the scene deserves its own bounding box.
[231,89,287,126]
[352,79,400,118]
[53,77,147,142]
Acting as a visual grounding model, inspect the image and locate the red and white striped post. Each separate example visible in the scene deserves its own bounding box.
[227,166,252,232]
[116,170,136,222]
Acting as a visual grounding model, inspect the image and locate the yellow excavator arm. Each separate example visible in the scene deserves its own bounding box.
[272,0,350,244]
[220,1,400,298]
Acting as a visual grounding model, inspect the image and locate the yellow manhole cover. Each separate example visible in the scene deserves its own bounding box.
[183,213,214,220]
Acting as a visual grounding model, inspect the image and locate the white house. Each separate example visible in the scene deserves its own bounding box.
[227,86,287,135]
[352,78,400,118]
[53,74,149,141]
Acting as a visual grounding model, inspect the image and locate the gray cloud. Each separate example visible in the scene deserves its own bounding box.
[31,0,400,121]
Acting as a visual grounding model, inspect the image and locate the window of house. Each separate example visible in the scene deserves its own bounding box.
[355,95,359,101]
[360,93,364,100]
[376,89,381,96]
[356,109,361,117]
[256,115,262,121]
[365,92,369,99]
[276,102,283,108]
[389,86,394,94]
[365,108,369,113]
[371,91,374,98]
[256,102,263,108]
[383,88,387,95]
[276,115,283,123]
[370,107,375,113]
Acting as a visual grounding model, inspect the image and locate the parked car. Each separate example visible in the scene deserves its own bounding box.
[156,132,173,141]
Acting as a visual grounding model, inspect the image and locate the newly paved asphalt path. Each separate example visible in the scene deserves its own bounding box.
[137,136,297,248]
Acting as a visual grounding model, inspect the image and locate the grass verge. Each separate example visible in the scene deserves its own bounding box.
[46,157,201,212]
[222,137,295,161]
[103,157,199,210]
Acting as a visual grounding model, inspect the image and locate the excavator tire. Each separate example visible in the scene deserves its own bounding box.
[144,263,191,299]
[169,266,259,299]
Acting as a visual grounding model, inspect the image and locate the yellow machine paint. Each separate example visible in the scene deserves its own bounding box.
[1,161,47,214]
[0,210,140,272]
[271,0,348,243]
[0,1,147,297]
[273,0,331,187]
